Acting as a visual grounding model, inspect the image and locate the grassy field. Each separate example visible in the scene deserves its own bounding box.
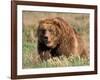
[22,11,89,69]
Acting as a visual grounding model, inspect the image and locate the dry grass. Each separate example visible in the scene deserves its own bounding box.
[22,11,89,69]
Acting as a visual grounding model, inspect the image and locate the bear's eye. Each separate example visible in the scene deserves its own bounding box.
[49,29,53,32]
[40,29,46,34]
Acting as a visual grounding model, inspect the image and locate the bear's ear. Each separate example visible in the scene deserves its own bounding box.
[53,17,62,29]
[53,17,68,30]
[39,20,44,25]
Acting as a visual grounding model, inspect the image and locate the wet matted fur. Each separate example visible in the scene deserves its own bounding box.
[37,17,88,60]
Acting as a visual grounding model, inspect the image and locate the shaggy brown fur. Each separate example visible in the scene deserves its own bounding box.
[37,17,88,60]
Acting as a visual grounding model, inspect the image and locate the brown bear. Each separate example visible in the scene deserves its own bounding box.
[37,17,88,61]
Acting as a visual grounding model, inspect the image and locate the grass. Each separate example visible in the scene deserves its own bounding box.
[22,12,89,69]
[22,42,89,69]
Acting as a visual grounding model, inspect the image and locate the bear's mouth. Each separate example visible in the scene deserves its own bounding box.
[45,40,51,44]
[44,40,53,47]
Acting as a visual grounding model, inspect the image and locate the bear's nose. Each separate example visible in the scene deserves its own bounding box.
[44,36,48,40]
[44,31,49,39]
